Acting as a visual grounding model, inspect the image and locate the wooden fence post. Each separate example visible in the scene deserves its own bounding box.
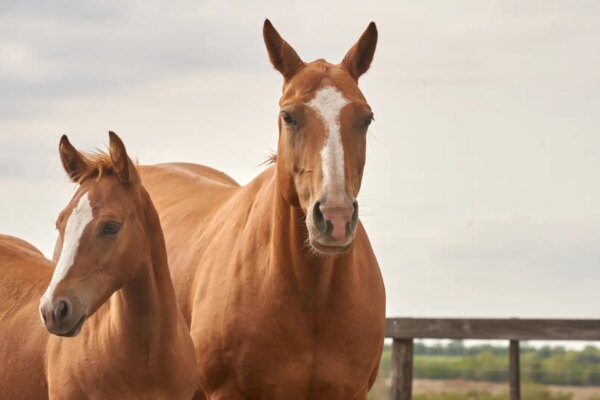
[509,340,521,400]
[390,338,413,400]
[384,318,600,400]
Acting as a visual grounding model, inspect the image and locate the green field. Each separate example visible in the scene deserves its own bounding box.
[369,341,600,400]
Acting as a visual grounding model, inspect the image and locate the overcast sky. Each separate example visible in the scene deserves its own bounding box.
[1,0,599,321]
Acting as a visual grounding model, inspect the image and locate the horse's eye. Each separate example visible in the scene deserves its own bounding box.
[364,115,374,128]
[281,111,296,127]
[101,221,121,236]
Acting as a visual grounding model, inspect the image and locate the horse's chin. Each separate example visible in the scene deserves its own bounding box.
[309,238,352,256]
[53,315,87,338]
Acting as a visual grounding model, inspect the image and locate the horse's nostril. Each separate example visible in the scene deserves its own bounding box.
[41,312,47,325]
[352,201,359,221]
[55,300,69,323]
[312,201,328,234]
[313,201,324,223]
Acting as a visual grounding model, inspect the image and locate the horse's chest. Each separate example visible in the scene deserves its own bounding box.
[49,342,195,400]
[199,283,383,399]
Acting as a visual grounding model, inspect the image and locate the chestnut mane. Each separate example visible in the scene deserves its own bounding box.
[74,151,138,184]
[261,153,278,166]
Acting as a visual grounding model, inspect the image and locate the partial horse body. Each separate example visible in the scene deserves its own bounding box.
[0,132,198,399]
[0,235,52,399]
[140,20,385,399]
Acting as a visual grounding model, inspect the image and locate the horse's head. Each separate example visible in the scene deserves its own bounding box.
[264,20,377,255]
[40,132,148,337]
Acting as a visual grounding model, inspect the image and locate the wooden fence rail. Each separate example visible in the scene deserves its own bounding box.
[385,318,600,400]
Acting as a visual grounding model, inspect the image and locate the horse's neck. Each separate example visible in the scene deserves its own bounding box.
[259,170,354,296]
[106,198,179,360]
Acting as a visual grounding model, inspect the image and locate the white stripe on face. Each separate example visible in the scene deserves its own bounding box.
[41,192,93,303]
[307,86,349,198]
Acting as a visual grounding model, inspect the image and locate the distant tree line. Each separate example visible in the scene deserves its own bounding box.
[411,341,600,386]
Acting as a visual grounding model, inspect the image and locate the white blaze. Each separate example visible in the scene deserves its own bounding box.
[41,192,93,303]
[307,86,349,197]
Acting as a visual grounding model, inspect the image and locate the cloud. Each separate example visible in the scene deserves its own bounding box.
[1,0,599,320]
[378,217,600,318]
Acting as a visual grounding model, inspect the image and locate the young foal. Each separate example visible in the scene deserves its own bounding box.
[140,21,385,399]
[0,132,198,399]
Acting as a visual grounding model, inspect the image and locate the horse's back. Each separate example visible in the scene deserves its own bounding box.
[140,163,240,217]
[0,234,45,260]
[0,234,52,304]
[0,235,50,399]
[141,162,239,188]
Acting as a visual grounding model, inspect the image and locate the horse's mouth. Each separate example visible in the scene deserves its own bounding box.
[56,315,87,338]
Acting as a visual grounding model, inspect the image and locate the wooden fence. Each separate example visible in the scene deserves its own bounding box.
[386,318,600,400]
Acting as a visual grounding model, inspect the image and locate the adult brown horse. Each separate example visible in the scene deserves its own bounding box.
[0,132,198,399]
[140,20,386,399]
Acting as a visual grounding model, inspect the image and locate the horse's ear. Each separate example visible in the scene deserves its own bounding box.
[108,131,138,184]
[59,135,88,183]
[341,22,378,81]
[263,19,304,80]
